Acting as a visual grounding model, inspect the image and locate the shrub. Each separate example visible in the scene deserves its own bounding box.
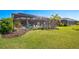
[14,20,22,28]
[76,21,79,25]
[0,18,14,34]
[59,23,65,26]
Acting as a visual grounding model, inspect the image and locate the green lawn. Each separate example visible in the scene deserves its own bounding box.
[0,25,79,48]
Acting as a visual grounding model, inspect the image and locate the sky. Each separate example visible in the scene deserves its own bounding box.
[0,10,79,21]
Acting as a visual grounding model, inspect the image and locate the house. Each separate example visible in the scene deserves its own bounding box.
[61,18,76,26]
[12,13,57,29]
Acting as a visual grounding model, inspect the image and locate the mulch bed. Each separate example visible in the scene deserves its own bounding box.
[2,28,29,38]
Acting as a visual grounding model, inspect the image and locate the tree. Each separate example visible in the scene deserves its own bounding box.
[50,14,61,20]
[0,18,14,34]
[50,14,61,26]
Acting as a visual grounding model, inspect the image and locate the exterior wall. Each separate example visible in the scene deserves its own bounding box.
[12,13,57,29]
[61,20,76,26]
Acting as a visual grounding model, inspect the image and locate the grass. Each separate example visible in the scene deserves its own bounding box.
[0,25,79,48]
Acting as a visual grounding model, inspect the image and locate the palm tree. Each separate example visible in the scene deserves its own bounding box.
[50,14,61,26]
[50,14,61,20]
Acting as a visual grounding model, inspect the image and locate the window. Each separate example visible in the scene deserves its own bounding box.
[37,22,40,25]
[44,22,46,24]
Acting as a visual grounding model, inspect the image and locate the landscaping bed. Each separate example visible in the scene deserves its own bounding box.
[2,28,29,38]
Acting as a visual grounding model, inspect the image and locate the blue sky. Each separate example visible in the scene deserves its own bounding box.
[0,10,79,21]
